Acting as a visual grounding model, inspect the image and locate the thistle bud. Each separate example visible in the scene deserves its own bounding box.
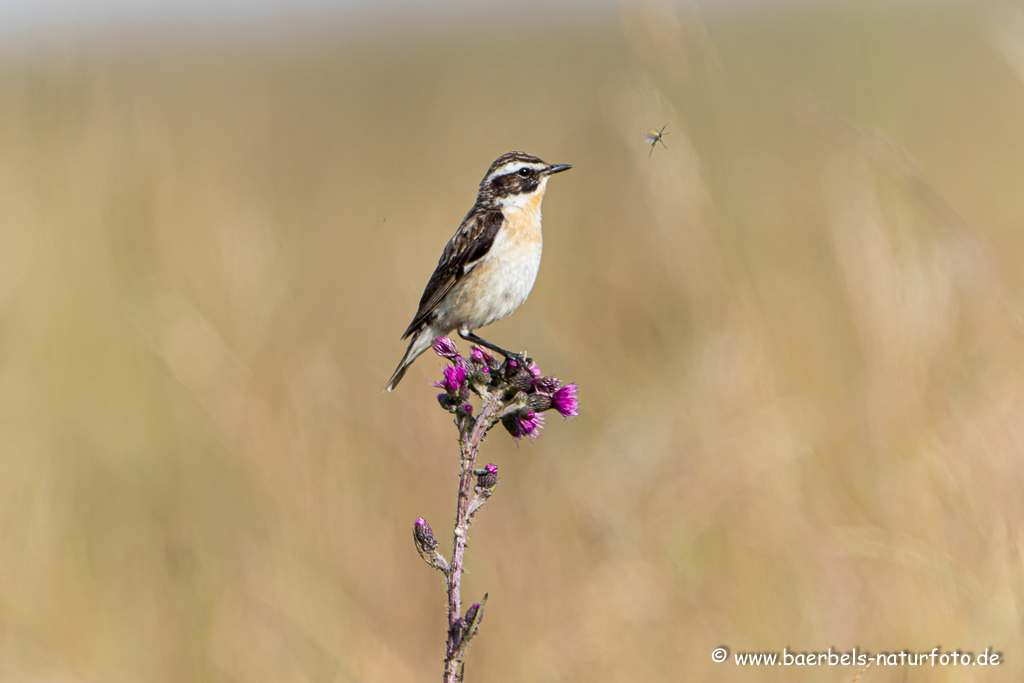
[528,393,553,412]
[413,518,438,552]
[437,392,458,412]
[477,463,498,488]
[461,593,488,646]
[470,346,497,368]
[500,357,520,381]
[509,369,535,394]
[464,602,481,624]
[534,376,561,394]
[413,518,449,573]
[468,362,490,385]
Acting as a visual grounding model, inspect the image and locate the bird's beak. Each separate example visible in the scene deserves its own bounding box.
[544,164,572,175]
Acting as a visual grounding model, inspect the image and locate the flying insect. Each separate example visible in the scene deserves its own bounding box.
[644,123,669,157]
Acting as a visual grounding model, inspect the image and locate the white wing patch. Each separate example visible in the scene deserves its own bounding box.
[462,255,488,274]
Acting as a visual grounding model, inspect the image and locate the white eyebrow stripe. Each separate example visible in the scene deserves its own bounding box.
[485,161,546,182]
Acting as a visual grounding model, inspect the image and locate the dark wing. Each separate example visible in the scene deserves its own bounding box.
[401,208,503,339]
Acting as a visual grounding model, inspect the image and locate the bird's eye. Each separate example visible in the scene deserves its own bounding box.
[517,168,531,177]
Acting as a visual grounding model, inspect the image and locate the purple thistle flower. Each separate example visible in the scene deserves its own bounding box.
[502,409,545,440]
[433,364,467,394]
[484,463,498,475]
[471,346,500,371]
[461,403,473,414]
[528,362,542,378]
[432,335,461,359]
[519,410,545,437]
[467,352,491,383]
[470,347,494,364]
[551,382,579,419]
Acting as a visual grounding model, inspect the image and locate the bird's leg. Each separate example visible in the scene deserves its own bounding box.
[458,330,529,367]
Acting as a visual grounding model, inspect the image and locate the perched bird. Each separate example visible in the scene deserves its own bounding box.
[644,123,669,157]
[385,151,572,392]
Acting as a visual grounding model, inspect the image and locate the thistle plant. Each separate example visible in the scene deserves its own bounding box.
[412,335,579,682]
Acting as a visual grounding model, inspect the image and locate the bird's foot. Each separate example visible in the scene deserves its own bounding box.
[505,351,531,369]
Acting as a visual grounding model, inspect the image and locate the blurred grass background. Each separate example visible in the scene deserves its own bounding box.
[1,0,1024,680]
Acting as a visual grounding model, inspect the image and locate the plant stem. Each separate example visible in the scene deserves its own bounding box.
[443,393,501,682]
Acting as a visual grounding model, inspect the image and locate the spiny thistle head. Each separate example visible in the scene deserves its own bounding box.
[434,364,467,394]
[432,335,461,359]
[528,392,552,412]
[464,602,481,624]
[534,376,561,394]
[470,346,497,369]
[508,368,536,394]
[414,518,438,552]
[551,383,579,419]
[431,344,579,440]
[502,409,545,440]
[477,463,499,488]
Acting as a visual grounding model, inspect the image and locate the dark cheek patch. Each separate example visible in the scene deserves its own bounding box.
[491,175,518,197]
[491,175,537,198]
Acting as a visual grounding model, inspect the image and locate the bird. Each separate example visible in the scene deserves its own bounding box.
[385,151,572,392]
[644,123,669,157]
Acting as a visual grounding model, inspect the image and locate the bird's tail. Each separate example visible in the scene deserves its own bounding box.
[384,327,436,392]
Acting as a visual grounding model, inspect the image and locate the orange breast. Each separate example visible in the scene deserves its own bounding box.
[502,187,545,248]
